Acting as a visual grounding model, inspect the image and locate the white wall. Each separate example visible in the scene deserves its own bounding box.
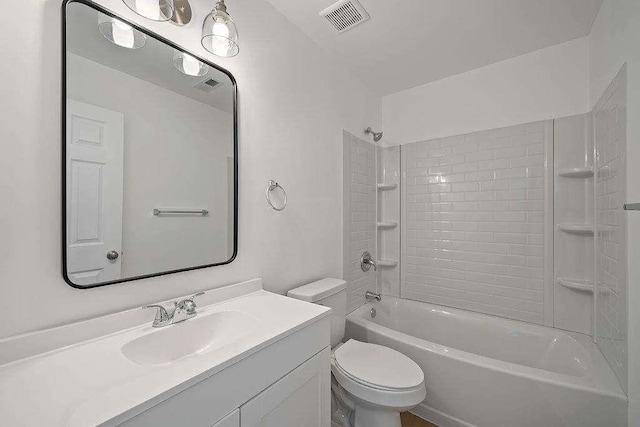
[0,0,381,339]
[68,53,233,278]
[589,0,640,424]
[383,37,590,145]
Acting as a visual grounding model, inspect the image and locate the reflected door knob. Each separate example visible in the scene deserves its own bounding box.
[106,250,119,260]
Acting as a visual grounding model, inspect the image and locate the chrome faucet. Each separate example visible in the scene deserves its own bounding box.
[365,291,381,301]
[143,292,204,327]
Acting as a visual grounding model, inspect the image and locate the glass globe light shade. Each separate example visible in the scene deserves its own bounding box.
[173,50,209,76]
[122,0,174,21]
[97,13,146,49]
[201,1,239,57]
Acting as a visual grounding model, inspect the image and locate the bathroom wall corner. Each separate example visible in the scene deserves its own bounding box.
[343,131,378,313]
[594,65,628,393]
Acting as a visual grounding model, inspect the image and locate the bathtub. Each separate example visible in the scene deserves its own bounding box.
[345,296,626,427]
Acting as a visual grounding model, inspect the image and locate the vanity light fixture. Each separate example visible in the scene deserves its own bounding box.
[173,50,209,76]
[122,0,174,22]
[98,13,146,49]
[201,0,239,57]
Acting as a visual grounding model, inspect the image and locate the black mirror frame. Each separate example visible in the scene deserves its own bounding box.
[61,0,238,289]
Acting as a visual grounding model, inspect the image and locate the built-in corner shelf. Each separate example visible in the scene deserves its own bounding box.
[378,259,398,268]
[557,223,594,235]
[377,183,398,191]
[377,221,398,229]
[557,167,594,178]
[557,277,610,295]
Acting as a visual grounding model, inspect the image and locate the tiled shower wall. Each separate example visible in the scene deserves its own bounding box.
[401,122,553,325]
[343,131,378,313]
[594,66,627,392]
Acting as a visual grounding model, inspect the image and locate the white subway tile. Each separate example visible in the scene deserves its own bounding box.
[452,162,479,173]
[452,182,479,192]
[481,180,510,191]
[401,121,548,324]
[495,146,527,159]
[465,151,494,162]
[453,142,478,154]
[480,159,510,170]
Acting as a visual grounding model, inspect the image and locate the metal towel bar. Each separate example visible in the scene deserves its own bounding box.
[153,208,209,216]
[624,203,640,211]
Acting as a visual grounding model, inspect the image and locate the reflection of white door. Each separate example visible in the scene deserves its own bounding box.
[66,100,124,285]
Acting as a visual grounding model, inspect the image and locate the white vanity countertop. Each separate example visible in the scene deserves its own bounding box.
[0,285,330,427]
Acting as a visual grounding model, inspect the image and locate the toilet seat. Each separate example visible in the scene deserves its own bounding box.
[331,340,426,410]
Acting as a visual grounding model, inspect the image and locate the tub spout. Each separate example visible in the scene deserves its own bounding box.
[365,291,381,301]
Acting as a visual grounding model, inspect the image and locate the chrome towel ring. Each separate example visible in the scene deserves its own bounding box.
[266,180,287,211]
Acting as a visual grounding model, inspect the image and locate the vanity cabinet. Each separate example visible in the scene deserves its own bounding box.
[240,348,330,427]
[116,314,331,427]
[124,348,330,427]
[0,282,332,427]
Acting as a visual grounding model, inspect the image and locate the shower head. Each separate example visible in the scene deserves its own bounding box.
[365,127,383,143]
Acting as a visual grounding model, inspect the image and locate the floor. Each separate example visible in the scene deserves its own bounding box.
[401,412,439,427]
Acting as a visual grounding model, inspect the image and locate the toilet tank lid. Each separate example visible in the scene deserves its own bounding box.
[287,278,346,302]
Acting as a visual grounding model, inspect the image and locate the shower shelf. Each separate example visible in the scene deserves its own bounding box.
[378,259,398,268]
[557,277,610,295]
[377,221,398,229]
[557,223,594,235]
[557,167,594,178]
[377,183,398,191]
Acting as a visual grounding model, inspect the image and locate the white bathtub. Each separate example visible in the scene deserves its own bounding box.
[345,297,626,427]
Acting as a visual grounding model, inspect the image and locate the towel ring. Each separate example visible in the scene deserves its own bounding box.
[266,180,287,211]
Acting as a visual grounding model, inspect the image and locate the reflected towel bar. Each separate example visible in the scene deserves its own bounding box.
[153,208,209,216]
[624,203,640,211]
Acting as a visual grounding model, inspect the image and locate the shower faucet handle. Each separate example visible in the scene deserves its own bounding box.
[360,251,377,272]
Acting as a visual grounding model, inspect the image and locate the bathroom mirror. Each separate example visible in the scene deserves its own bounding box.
[63,1,237,288]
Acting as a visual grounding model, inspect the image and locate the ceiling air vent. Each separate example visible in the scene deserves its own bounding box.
[320,0,370,33]
[194,78,221,93]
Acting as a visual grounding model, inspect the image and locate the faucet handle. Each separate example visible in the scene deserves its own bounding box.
[179,292,205,315]
[360,251,377,272]
[142,304,170,327]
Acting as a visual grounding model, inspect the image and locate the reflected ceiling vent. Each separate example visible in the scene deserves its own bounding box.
[194,78,221,93]
[320,0,370,33]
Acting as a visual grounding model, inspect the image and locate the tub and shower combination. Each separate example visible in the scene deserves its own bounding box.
[345,297,626,427]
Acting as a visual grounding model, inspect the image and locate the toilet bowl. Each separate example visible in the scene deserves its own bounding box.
[287,279,426,427]
[331,339,426,427]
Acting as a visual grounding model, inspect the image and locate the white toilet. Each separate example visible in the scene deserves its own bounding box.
[288,278,426,427]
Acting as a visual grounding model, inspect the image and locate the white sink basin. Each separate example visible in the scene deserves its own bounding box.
[122,311,257,366]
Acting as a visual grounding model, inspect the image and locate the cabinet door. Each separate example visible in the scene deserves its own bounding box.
[240,347,330,427]
[212,409,239,427]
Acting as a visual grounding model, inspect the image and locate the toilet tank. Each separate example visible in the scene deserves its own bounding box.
[287,278,347,347]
